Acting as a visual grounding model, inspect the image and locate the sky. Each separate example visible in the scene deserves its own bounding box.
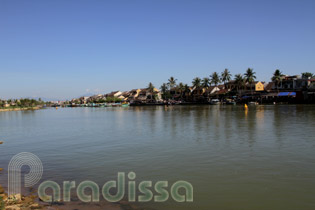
[0,0,314,100]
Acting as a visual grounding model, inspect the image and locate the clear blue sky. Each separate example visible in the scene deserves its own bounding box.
[0,0,314,100]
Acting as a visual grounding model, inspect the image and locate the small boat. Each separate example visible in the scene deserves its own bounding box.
[226,101,236,105]
[112,103,122,107]
[225,99,236,105]
[121,102,130,107]
[210,99,220,105]
[248,102,258,105]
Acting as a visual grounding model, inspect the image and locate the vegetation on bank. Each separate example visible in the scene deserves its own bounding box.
[158,68,256,99]
[65,69,314,106]
[71,96,123,104]
[1,70,314,107]
[0,98,45,110]
[156,69,315,100]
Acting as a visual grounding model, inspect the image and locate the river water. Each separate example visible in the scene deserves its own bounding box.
[1,105,315,210]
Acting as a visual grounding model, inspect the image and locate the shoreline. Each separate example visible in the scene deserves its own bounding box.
[63,102,315,108]
[0,189,145,210]
[0,107,41,112]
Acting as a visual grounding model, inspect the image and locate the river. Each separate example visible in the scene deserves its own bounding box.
[1,105,315,210]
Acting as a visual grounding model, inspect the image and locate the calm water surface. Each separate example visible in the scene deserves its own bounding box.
[1,105,315,210]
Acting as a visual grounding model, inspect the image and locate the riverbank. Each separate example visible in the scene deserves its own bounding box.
[0,107,41,112]
[0,186,145,210]
[0,192,146,210]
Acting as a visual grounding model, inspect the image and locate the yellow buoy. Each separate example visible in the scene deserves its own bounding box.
[244,104,248,109]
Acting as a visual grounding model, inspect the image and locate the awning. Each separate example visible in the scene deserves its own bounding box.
[278,92,296,96]
[278,92,290,96]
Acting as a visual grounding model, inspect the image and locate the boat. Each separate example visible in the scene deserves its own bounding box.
[210,99,221,105]
[248,101,259,105]
[224,99,236,105]
[121,102,130,107]
[111,103,122,107]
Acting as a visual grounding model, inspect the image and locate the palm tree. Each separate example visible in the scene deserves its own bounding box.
[302,72,314,79]
[167,77,177,89]
[244,68,256,95]
[177,82,185,100]
[184,84,190,91]
[221,68,232,88]
[183,84,190,100]
[167,77,177,99]
[192,77,202,101]
[160,83,168,100]
[192,77,201,89]
[272,69,283,92]
[234,74,245,95]
[201,77,210,88]
[147,82,155,100]
[210,72,221,87]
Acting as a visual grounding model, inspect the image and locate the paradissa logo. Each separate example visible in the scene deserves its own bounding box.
[8,152,193,203]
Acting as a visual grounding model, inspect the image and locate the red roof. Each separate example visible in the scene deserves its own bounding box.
[216,89,230,95]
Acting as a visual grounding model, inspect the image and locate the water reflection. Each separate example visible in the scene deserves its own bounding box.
[1,105,315,210]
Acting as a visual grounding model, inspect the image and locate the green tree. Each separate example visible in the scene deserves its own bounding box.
[167,77,177,89]
[210,72,221,87]
[244,68,256,95]
[221,68,232,88]
[160,83,169,100]
[201,77,210,88]
[183,84,190,100]
[177,82,185,100]
[234,74,245,95]
[192,77,201,89]
[302,72,314,79]
[106,97,122,103]
[147,82,155,100]
[167,77,177,99]
[272,69,284,92]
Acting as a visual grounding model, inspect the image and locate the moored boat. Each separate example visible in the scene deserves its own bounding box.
[210,99,221,105]
[121,102,130,107]
[248,101,259,105]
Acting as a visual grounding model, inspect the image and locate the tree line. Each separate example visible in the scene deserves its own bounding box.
[155,68,256,99]
[146,69,314,99]
[0,98,44,108]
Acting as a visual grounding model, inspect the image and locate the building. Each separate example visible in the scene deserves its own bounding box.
[255,82,265,91]
[272,75,309,90]
[134,88,161,103]
[244,81,265,92]
[105,91,122,98]
[128,89,141,102]
[204,86,221,100]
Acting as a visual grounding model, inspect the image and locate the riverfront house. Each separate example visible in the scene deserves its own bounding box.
[65,72,315,106]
